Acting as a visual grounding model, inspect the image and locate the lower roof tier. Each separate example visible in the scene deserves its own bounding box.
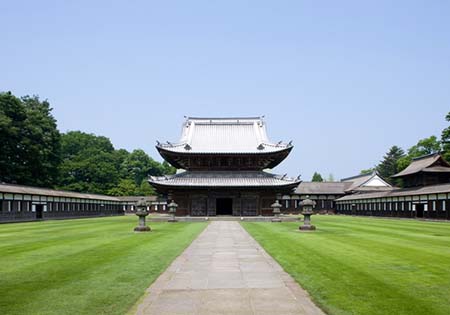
[148,171,301,190]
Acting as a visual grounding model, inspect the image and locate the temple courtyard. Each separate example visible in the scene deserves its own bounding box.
[1,216,450,315]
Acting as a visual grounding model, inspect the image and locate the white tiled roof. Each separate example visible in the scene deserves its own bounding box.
[149,171,300,188]
[157,117,291,154]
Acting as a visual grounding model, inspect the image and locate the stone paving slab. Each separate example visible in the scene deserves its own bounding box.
[135,221,324,315]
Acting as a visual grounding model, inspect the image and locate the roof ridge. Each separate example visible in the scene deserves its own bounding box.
[0,182,108,196]
[0,182,120,200]
[301,181,347,184]
[411,152,440,161]
[340,172,374,182]
[187,116,263,121]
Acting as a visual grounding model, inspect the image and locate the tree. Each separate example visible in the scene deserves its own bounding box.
[60,130,114,160]
[0,92,27,183]
[137,179,155,195]
[360,168,375,175]
[0,92,61,186]
[107,179,138,196]
[58,131,120,194]
[396,156,412,173]
[161,161,177,175]
[326,174,335,182]
[407,136,440,158]
[119,149,171,185]
[376,146,405,182]
[441,112,450,162]
[120,149,153,185]
[311,172,323,182]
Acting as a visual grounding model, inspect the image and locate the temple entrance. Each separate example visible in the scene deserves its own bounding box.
[216,198,233,215]
[416,204,424,218]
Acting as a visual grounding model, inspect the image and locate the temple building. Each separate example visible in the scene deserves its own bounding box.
[282,171,392,213]
[335,153,450,219]
[391,153,450,187]
[0,183,123,223]
[149,117,301,216]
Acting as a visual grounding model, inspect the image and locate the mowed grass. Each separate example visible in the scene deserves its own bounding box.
[0,216,207,315]
[242,216,450,315]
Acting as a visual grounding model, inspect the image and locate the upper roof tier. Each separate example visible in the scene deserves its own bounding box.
[392,153,450,178]
[156,117,293,170]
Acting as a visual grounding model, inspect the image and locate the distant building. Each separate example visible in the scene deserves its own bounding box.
[282,172,393,213]
[149,117,300,216]
[391,153,450,187]
[0,183,123,223]
[117,196,167,213]
[336,153,450,219]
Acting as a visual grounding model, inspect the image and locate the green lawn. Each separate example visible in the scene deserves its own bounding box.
[242,216,450,315]
[0,216,207,315]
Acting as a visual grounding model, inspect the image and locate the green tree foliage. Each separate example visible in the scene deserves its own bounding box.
[326,174,335,182]
[119,149,167,185]
[376,146,405,182]
[0,92,60,186]
[311,172,323,182]
[58,131,119,194]
[162,161,177,175]
[57,132,173,195]
[107,179,139,196]
[407,136,441,158]
[0,92,27,183]
[441,112,450,162]
[360,168,375,175]
[137,179,156,195]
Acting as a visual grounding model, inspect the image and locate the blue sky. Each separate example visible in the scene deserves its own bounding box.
[1,1,449,180]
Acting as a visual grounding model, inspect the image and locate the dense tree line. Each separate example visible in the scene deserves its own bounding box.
[0,92,175,195]
[361,112,450,186]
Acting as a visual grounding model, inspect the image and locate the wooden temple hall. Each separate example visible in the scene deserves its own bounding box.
[149,117,301,216]
[335,153,450,219]
[0,183,124,223]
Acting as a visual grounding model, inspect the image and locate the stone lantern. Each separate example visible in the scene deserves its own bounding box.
[168,200,178,222]
[134,198,151,232]
[271,200,282,222]
[299,195,316,231]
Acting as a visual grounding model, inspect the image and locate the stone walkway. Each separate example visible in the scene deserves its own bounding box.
[135,221,324,315]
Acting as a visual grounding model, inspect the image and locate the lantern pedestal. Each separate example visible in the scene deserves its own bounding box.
[271,200,282,222]
[299,196,316,231]
[299,211,316,230]
[134,210,151,232]
[168,200,178,222]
